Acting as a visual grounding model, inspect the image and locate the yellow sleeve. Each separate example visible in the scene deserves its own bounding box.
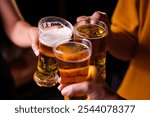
[111,0,139,37]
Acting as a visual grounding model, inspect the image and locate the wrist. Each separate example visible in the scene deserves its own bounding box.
[101,85,125,100]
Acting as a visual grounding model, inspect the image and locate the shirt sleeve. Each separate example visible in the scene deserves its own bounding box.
[111,0,139,38]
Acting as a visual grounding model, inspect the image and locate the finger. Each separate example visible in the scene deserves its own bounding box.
[61,81,89,97]
[58,84,69,91]
[76,16,90,22]
[91,11,108,25]
[91,11,106,20]
[31,44,39,56]
[29,27,39,56]
[57,77,62,84]
[58,84,63,91]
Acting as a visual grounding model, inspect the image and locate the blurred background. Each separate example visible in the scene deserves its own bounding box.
[0,0,129,100]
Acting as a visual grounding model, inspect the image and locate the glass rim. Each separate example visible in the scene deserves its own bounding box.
[53,39,92,62]
[38,16,74,34]
[74,20,108,39]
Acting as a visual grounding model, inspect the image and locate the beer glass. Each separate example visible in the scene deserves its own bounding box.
[74,20,108,79]
[33,16,73,87]
[53,39,92,100]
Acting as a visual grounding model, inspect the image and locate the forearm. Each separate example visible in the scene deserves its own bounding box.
[0,0,31,47]
[107,31,138,61]
[89,82,126,100]
[10,20,32,47]
[103,87,126,100]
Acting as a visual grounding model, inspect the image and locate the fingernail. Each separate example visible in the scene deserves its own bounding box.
[61,89,67,95]
[32,44,39,56]
[35,50,39,56]
[58,85,61,91]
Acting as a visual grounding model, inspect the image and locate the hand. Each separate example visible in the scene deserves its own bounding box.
[58,66,125,100]
[76,11,109,25]
[76,11,112,51]
[29,27,39,56]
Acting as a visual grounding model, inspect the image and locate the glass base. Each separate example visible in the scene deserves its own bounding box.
[33,71,58,87]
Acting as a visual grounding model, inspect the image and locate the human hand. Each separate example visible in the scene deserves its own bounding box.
[76,11,112,50]
[29,27,39,56]
[76,11,109,25]
[58,66,124,100]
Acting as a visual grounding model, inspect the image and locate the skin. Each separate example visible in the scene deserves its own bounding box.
[0,0,38,48]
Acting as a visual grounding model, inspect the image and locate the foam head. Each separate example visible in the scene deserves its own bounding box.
[39,26,72,47]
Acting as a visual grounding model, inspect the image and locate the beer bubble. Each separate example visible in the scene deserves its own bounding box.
[39,26,72,47]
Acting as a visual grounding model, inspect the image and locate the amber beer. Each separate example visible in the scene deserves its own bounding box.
[33,16,73,87]
[53,39,92,100]
[33,33,58,87]
[74,21,108,79]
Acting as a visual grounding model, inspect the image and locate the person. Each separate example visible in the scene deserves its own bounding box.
[0,0,38,99]
[57,0,150,100]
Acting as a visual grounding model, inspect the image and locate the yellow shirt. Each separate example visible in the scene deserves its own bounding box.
[111,0,150,99]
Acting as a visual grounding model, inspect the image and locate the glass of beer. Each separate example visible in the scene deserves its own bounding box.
[53,39,92,100]
[33,16,73,87]
[74,20,108,79]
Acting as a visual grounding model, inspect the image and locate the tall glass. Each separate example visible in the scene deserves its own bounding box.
[74,20,108,79]
[33,16,73,87]
[53,39,92,100]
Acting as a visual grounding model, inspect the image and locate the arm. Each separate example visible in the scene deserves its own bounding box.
[107,26,138,61]
[0,0,33,47]
[107,0,139,61]
[58,66,125,100]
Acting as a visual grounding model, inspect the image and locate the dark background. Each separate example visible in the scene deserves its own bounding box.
[16,0,117,25]
[0,0,129,99]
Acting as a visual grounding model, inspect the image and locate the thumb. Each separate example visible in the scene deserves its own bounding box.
[29,27,39,56]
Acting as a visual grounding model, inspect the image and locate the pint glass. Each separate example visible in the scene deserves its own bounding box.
[74,20,108,79]
[33,16,73,87]
[53,39,92,100]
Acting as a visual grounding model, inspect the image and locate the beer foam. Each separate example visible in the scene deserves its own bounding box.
[39,26,72,47]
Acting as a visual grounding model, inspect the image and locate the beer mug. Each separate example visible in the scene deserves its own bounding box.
[73,20,108,79]
[53,39,92,100]
[33,16,73,87]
